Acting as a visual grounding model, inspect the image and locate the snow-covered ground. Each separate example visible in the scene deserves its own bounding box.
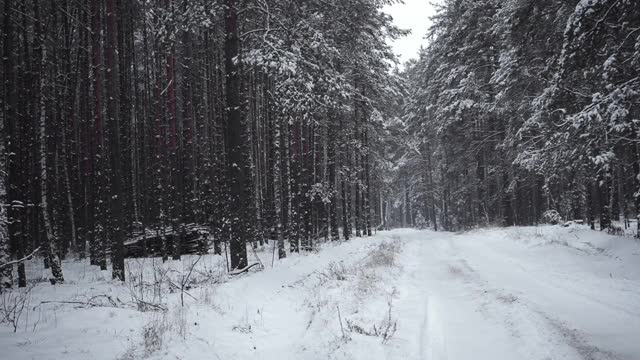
[1,225,639,360]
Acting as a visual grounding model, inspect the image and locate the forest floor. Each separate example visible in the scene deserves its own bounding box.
[1,225,639,360]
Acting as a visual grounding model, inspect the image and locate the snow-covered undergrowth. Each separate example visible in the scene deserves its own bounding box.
[2,225,639,360]
[300,238,403,358]
[0,243,265,360]
[0,233,403,360]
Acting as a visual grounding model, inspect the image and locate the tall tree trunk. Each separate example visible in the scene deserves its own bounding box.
[635,144,640,237]
[1,0,14,289]
[340,114,350,240]
[289,120,301,252]
[280,115,290,254]
[0,175,11,289]
[106,0,125,281]
[38,45,65,284]
[328,114,339,241]
[364,125,371,236]
[91,0,107,270]
[427,147,437,231]
[354,107,361,237]
[224,0,248,270]
[273,106,286,259]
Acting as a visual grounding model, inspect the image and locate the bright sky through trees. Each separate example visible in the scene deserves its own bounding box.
[384,0,437,65]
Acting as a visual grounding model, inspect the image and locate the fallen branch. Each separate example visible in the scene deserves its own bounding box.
[0,247,41,269]
[337,305,348,341]
[165,278,198,302]
[132,299,168,312]
[34,294,127,310]
[229,262,261,276]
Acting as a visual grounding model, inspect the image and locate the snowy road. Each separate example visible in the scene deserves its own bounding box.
[200,227,640,360]
[392,228,640,360]
[2,226,639,360]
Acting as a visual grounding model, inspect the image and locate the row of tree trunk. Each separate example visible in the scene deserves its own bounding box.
[0,0,389,289]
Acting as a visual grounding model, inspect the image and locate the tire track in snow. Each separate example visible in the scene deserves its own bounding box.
[392,232,455,360]
[424,296,447,360]
[542,314,622,360]
[418,296,429,360]
[448,233,638,360]
[444,251,624,360]
[368,229,636,360]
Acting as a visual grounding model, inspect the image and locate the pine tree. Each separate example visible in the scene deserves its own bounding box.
[224,0,249,270]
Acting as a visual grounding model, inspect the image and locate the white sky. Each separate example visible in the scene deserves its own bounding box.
[384,0,438,66]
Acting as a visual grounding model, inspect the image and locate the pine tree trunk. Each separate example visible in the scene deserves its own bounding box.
[402,179,407,228]
[224,0,248,270]
[364,127,371,236]
[634,144,640,237]
[354,101,361,237]
[106,0,125,281]
[289,120,301,252]
[587,179,595,230]
[1,0,14,289]
[280,115,291,253]
[4,0,27,288]
[0,176,11,289]
[90,0,107,271]
[599,173,611,231]
[340,114,350,240]
[38,45,64,284]
[328,114,339,241]
[273,97,286,259]
[428,150,437,231]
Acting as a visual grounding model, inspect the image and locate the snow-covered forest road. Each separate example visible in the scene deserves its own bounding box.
[2,226,639,360]
[392,228,640,360]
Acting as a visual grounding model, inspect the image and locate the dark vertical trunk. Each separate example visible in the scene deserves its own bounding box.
[502,172,513,227]
[634,144,640,237]
[166,10,180,261]
[328,114,339,241]
[1,0,17,288]
[0,173,9,288]
[340,114,350,240]
[91,0,107,270]
[599,172,611,231]
[36,2,65,284]
[280,115,290,253]
[531,173,539,225]
[364,126,371,236]
[592,179,601,229]
[616,163,627,228]
[289,120,301,252]
[106,0,125,281]
[302,122,312,251]
[273,100,286,259]
[224,0,248,270]
[354,111,361,237]
[587,179,595,230]
[427,150,437,231]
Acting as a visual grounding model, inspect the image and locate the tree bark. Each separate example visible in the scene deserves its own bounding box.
[38,44,65,284]
[224,0,248,270]
[105,0,125,281]
[1,0,14,289]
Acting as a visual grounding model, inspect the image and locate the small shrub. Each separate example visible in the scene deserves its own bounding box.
[365,241,401,268]
[414,211,428,229]
[172,306,188,339]
[607,226,624,236]
[116,344,140,360]
[143,313,170,355]
[0,285,34,332]
[127,259,169,312]
[542,210,562,225]
[316,261,349,284]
